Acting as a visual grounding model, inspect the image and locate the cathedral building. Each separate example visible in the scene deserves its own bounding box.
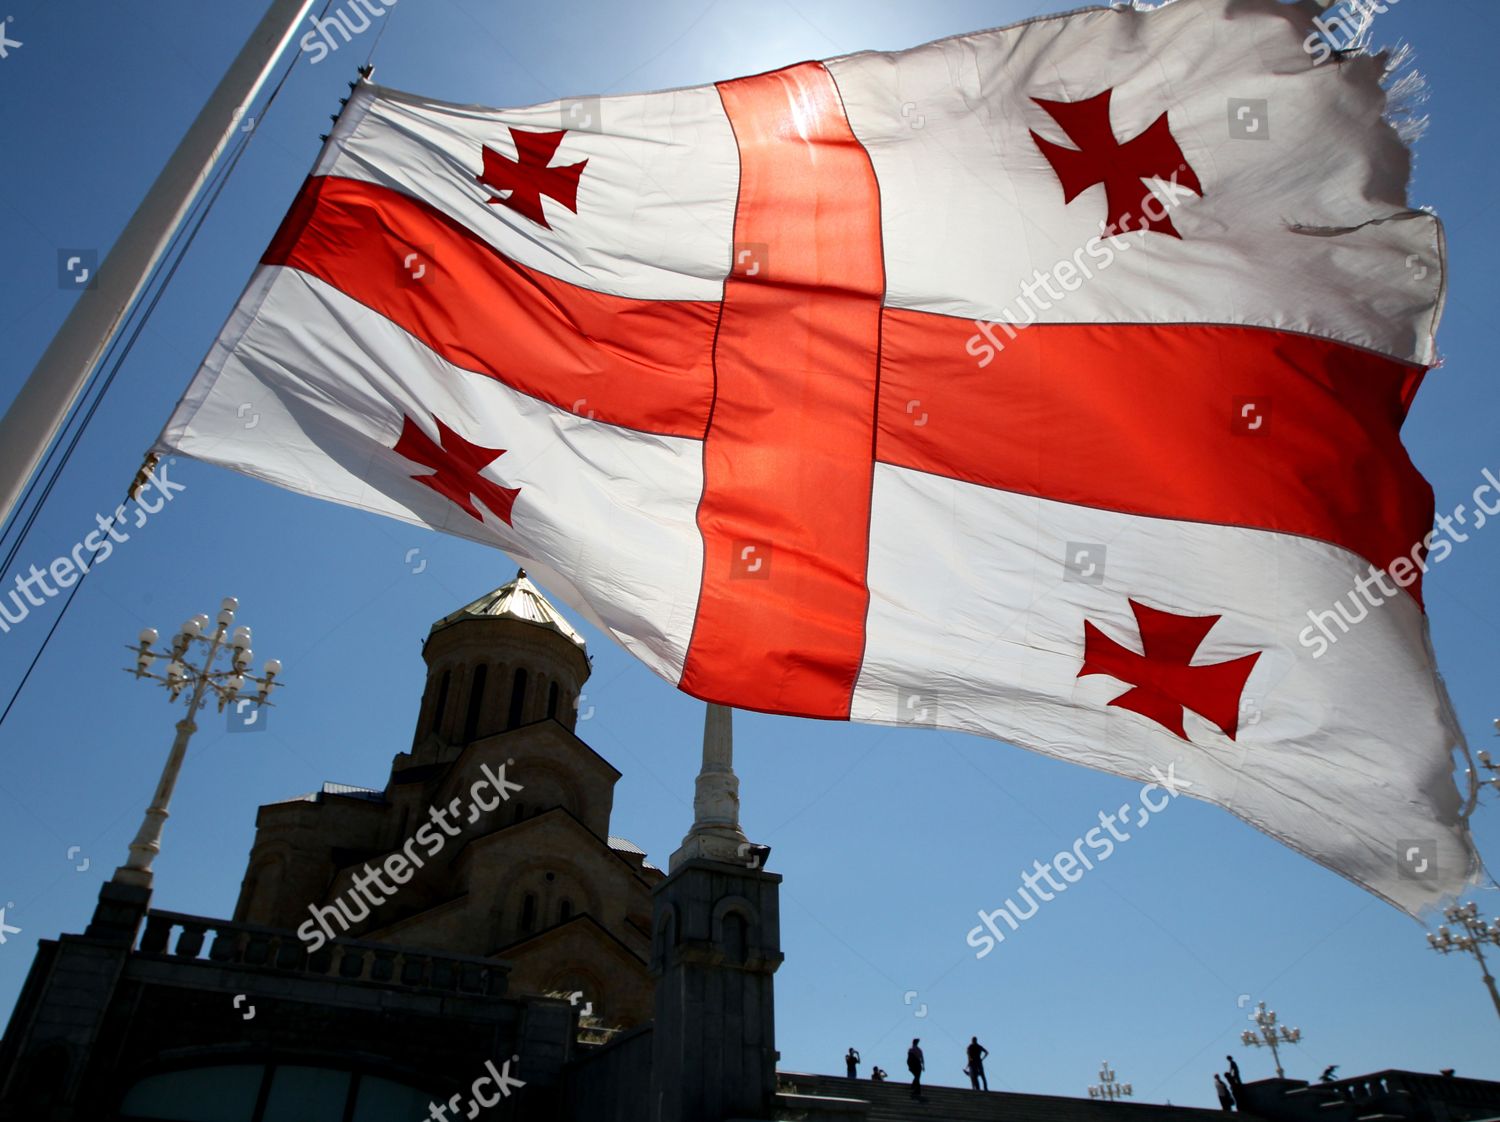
[0,574,708,1120]
[232,571,660,1027]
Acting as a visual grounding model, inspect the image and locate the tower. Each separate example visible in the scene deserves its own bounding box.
[409,569,591,760]
[650,704,782,1121]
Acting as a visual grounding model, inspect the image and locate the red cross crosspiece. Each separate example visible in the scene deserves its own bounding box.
[477,127,588,230]
[1078,599,1261,743]
[393,413,521,526]
[1030,88,1203,239]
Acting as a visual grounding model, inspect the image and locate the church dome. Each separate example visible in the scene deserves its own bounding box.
[431,569,586,650]
[413,570,592,751]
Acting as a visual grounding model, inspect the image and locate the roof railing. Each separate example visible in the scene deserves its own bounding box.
[136,908,510,998]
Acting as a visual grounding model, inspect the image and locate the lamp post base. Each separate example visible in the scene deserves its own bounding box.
[84,879,151,945]
[110,866,153,890]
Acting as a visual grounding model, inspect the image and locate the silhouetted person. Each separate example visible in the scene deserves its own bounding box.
[908,1038,925,1098]
[872,1066,887,1083]
[967,1037,990,1091]
[1321,1065,1338,1083]
[1215,1074,1235,1112]
[846,1047,860,1079]
[1225,1055,1244,1107]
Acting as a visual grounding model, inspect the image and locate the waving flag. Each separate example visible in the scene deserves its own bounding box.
[156,0,1481,912]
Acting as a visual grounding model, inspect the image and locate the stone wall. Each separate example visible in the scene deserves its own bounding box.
[565,1023,653,1122]
[0,902,575,1121]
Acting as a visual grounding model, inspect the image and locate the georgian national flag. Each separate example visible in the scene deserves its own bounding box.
[156,0,1482,912]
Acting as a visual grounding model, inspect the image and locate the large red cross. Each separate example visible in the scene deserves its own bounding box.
[266,71,1432,718]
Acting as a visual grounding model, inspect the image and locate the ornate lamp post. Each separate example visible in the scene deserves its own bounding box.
[1088,1062,1132,1101]
[1241,1001,1302,1078]
[1466,728,1500,794]
[112,597,281,888]
[1428,901,1500,1022]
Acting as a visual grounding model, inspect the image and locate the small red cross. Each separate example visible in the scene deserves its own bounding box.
[1030,88,1202,239]
[477,128,588,230]
[1079,599,1260,742]
[394,413,520,526]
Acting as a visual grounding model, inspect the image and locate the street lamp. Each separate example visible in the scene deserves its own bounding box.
[1465,725,1500,794]
[1240,1002,1302,1078]
[112,597,282,888]
[1088,1062,1133,1101]
[1428,901,1500,1022]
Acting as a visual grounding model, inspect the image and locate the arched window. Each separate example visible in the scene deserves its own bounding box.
[723,912,749,964]
[520,892,537,933]
[547,681,559,719]
[429,670,450,735]
[655,906,679,960]
[559,898,573,922]
[464,664,487,741]
[507,668,528,729]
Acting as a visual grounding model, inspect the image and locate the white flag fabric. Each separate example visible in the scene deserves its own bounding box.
[157,0,1481,912]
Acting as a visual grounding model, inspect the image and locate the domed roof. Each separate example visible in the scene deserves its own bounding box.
[431,569,586,649]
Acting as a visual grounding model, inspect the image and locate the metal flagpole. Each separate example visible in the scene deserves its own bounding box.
[0,0,318,535]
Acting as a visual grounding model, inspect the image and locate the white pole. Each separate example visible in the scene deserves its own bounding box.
[113,668,214,889]
[0,0,318,533]
[670,703,750,871]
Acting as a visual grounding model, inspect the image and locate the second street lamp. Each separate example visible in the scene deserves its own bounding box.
[1088,1062,1132,1101]
[1241,1001,1302,1079]
[1428,901,1500,1022]
[113,597,282,889]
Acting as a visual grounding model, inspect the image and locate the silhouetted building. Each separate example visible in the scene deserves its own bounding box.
[0,574,662,1120]
[233,573,661,1027]
[1235,1071,1500,1122]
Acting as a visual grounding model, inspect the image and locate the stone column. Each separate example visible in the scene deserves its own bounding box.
[670,704,749,870]
[651,705,782,1122]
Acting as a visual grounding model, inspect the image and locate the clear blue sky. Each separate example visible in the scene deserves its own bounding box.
[1,0,1497,1109]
